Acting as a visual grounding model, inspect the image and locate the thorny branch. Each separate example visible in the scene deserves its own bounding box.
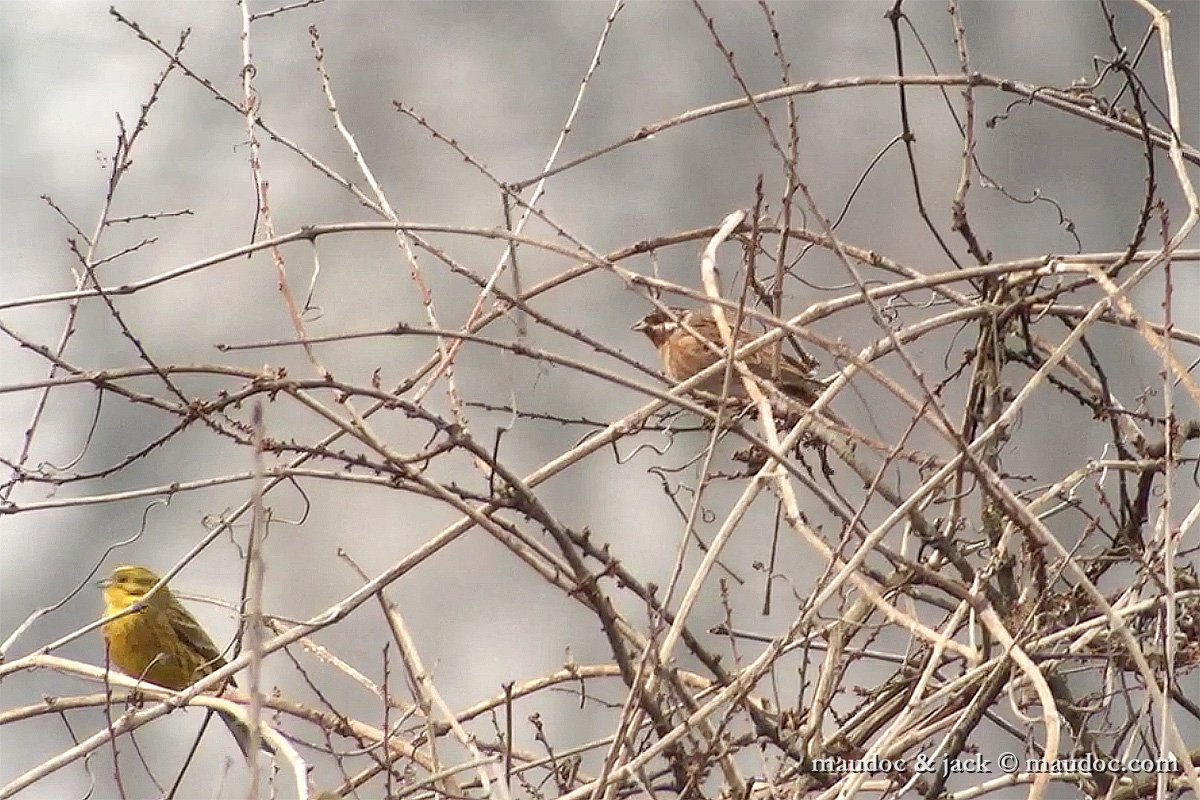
[2,3,1197,800]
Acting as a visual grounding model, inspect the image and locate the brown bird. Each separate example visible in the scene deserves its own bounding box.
[632,307,827,404]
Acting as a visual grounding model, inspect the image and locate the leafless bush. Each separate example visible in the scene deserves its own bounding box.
[1,1,1198,799]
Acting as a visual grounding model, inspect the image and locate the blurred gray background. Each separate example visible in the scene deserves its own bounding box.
[2,1,1198,798]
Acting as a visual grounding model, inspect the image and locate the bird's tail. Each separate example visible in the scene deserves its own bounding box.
[783,374,832,408]
[219,710,276,758]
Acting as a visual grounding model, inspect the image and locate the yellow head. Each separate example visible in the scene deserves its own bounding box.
[98,565,168,615]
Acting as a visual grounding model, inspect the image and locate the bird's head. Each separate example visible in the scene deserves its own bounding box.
[632,308,684,347]
[98,565,166,611]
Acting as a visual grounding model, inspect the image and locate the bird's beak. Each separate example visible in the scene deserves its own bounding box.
[631,319,648,332]
[96,577,113,589]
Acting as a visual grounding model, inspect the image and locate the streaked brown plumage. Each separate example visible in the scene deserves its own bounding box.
[632,307,827,404]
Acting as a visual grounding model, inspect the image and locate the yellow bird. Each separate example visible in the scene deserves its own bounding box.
[98,565,269,757]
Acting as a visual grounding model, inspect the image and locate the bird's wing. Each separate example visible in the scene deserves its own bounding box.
[167,596,228,676]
